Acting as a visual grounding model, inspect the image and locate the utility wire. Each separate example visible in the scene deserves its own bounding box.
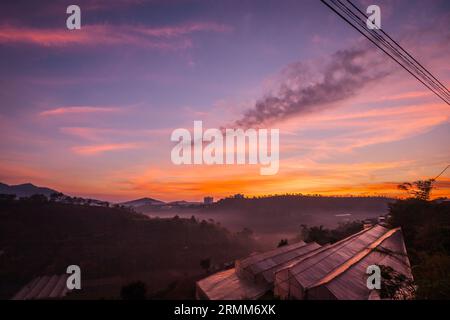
[331,0,450,101]
[433,165,450,181]
[345,0,450,100]
[328,0,450,102]
[320,0,450,105]
[338,0,450,100]
[326,0,450,103]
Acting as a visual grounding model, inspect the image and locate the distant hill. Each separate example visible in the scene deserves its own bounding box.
[120,197,166,208]
[212,194,394,213]
[0,182,57,198]
[168,200,202,206]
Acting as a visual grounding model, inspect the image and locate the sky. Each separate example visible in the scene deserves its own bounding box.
[0,0,449,202]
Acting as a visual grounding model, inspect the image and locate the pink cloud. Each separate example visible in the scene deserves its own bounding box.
[0,22,231,48]
[60,126,173,141]
[72,143,141,155]
[60,127,107,141]
[376,91,431,102]
[40,106,120,116]
[278,102,450,161]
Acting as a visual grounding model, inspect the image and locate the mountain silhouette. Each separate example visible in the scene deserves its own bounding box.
[120,197,166,208]
[0,182,58,198]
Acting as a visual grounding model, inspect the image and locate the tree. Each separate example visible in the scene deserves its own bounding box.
[120,281,147,300]
[398,179,434,201]
[200,258,211,274]
[0,194,16,202]
[49,192,64,202]
[306,225,330,245]
[379,265,415,299]
[388,195,450,298]
[238,227,253,239]
[277,239,288,247]
[29,194,48,203]
[302,221,363,245]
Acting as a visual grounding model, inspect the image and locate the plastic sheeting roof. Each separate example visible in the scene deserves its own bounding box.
[197,240,321,300]
[236,241,322,283]
[12,274,70,300]
[308,228,412,300]
[196,268,270,300]
[284,225,390,289]
[197,225,413,300]
[273,225,413,300]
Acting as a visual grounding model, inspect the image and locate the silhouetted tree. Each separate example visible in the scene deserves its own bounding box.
[277,239,288,247]
[200,258,211,274]
[49,192,64,202]
[237,227,253,239]
[120,281,147,300]
[29,194,48,203]
[303,221,363,245]
[398,179,434,201]
[379,265,415,299]
[388,196,450,298]
[0,194,16,202]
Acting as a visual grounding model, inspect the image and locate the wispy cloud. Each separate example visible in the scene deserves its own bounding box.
[72,143,141,155]
[60,127,109,141]
[40,106,120,116]
[376,90,431,102]
[60,126,173,141]
[279,102,450,160]
[0,22,231,48]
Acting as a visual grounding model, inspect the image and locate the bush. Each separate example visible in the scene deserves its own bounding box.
[120,281,147,300]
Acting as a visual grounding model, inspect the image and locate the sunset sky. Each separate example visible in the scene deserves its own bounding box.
[0,0,449,202]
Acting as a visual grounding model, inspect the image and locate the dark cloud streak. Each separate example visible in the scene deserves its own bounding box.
[234,46,391,128]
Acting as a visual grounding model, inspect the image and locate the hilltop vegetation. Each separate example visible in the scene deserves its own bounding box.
[213,194,392,211]
[388,198,450,299]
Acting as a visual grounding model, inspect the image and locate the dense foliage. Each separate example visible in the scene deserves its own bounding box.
[388,199,450,299]
[0,197,256,299]
[300,221,364,245]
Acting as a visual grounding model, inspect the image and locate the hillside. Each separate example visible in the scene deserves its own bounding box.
[140,195,392,232]
[0,197,257,299]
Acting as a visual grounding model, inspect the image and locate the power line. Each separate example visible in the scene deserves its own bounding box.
[339,0,450,101]
[320,0,450,105]
[325,0,450,103]
[433,165,450,181]
[345,0,450,100]
[331,0,450,101]
[327,0,450,102]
